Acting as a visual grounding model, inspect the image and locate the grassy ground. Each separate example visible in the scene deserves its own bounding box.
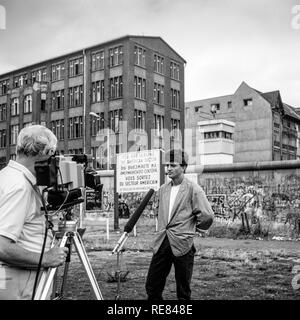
[49,215,300,300]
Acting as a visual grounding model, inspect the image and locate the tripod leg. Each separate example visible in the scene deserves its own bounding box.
[34,234,69,300]
[73,233,104,300]
[58,239,72,299]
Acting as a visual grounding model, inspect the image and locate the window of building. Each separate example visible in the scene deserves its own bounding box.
[0,103,7,121]
[0,129,6,148]
[109,46,123,67]
[204,131,220,139]
[171,89,180,109]
[134,109,146,131]
[68,116,83,139]
[171,118,180,139]
[69,57,84,77]
[170,61,180,80]
[91,112,105,136]
[211,103,220,111]
[32,70,41,83]
[51,63,65,81]
[42,69,47,82]
[154,114,164,136]
[23,122,33,128]
[243,98,253,106]
[109,76,123,99]
[91,146,105,169]
[13,74,27,88]
[153,83,164,105]
[69,85,83,107]
[109,109,123,133]
[92,51,105,71]
[91,80,105,103]
[204,131,233,140]
[23,95,32,114]
[11,97,19,116]
[32,68,47,83]
[51,119,64,140]
[222,131,233,140]
[227,101,232,109]
[194,106,202,112]
[51,90,65,110]
[134,76,146,100]
[41,94,47,112]
[154,54,164,74]
[134,46,146,67]
[0,79,9,95]
[10,124,19,145]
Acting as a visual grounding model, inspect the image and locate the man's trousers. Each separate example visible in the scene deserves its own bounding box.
[145,236,195,300]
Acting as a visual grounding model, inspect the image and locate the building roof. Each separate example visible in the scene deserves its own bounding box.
[261,90,281,108]
[250,85,300,123]
[282,103,300,122]
[0,35,186,78]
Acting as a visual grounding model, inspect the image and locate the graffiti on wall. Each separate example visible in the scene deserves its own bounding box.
[203,173,300,233]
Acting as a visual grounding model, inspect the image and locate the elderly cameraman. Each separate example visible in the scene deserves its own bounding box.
[0,125,68,300]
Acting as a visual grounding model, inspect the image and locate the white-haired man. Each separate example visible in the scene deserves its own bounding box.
[0,125,68,300]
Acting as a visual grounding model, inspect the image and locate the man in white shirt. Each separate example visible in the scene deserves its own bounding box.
[0,125,68,300]
[145,149,214,300]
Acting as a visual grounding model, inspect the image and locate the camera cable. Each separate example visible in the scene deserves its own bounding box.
[31,187,53,300]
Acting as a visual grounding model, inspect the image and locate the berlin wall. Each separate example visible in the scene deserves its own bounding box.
[188,160,300,230]
[96,159,300,235]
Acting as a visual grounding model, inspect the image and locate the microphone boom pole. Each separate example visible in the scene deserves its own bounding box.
[112,188,154,254]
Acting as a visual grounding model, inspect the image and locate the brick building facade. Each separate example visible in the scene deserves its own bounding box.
[0,35,186,169]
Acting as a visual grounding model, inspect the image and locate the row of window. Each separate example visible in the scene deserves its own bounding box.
[0,79,180,118]
[0,113,181,148]
[89,110,180,136]
[0,45,181,92]
[194,99,255,113]
[0,95,33,118]
[204,131,233,140]
[194,102,232,113]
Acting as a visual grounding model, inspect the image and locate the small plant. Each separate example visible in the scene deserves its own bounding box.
[106,271,130,283]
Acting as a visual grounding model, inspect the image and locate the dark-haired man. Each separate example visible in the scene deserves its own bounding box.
[145,149,214,300]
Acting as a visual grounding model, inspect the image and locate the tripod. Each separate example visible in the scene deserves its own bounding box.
[34,219,103,300]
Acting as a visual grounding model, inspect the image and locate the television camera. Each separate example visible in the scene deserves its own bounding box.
[32,154,104,300]
[34,154,103,210]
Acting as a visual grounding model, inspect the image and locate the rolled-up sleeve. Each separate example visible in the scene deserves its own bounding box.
[192,185,214,230]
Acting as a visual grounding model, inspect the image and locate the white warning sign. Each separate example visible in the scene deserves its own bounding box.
[117,150,161,193]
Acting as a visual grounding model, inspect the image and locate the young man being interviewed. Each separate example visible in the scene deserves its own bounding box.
[145,149,214,300]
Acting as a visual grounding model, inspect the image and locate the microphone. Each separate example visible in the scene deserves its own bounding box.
[124,188,154,233]
[112,188,154,253]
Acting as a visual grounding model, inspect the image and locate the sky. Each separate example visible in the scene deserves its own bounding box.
[0,0,300,107]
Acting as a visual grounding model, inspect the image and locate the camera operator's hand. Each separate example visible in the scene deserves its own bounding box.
[42,246,69,268]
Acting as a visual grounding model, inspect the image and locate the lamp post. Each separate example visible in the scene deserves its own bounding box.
[89,111,119,230]
[89,112,110,170]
